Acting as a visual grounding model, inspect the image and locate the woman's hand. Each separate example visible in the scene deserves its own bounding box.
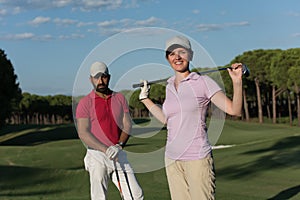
[228,63,243,83]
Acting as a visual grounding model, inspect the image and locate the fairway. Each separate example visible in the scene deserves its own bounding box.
[0,121,299,200]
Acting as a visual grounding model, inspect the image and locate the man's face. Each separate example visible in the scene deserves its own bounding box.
[90,73,110,93]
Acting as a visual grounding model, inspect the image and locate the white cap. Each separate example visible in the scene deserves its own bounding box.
[90,62,109,77]
[165,35,191,52]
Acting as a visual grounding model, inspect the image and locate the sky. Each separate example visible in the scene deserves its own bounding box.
[1,0,300,96]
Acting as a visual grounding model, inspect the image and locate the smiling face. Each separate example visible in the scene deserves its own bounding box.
[166,47,191,73]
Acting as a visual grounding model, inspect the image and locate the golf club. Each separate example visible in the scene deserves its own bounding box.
[132,64,250,88]
[113,161,125,200]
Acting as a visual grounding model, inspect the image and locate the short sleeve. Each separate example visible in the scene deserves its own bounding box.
[202,75,222,99]
[76,96,90,119]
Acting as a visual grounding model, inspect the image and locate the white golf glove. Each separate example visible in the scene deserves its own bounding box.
[105,144,121,160]
[139,80,150,100]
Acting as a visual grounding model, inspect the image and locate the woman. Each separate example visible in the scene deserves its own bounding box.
[139,35,243,200]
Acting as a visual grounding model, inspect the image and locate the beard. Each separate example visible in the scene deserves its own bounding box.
[96,87,108,93]
[93,83,109,93]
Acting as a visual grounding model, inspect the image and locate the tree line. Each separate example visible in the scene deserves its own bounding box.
[233,48,300,126]
[9,93,73,125]
[1,48,300,128]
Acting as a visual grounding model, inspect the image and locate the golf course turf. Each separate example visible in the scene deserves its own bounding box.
[0,120,299,199]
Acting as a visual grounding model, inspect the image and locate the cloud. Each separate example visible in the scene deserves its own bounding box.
[0,8,7,16]
[27,16,87,27]
[0,0,132,12]
[33,34,54,41]
[98,20,119,28]
[0,0,72,10]
[135,16,160,26]
[77,0,123,11]
[0,33,55,41]
[287,11,300,17]
[77,21,95,27]
[67,16,164,36]
[29,16,51,26]
[58,33,84,39]
[292,33,300,37]
[196,24,223,32]
[0,32,84,41]
[2,14,163,41]
[53,18,78,26]
[96,17,163,35]
[225,21,250,27]
[52,0,73,8]
[0,32,35,40]
[192,9,200,14]
[196,21,249,32]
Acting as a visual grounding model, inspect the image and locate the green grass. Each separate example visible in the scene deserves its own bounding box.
[215,123,300,200]
[0,121,299,200]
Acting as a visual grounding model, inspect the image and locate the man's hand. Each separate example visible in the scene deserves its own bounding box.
[105,144,121,160]
[139,80,150,100]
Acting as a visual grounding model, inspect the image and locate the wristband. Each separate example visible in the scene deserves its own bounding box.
[118,141,125,147]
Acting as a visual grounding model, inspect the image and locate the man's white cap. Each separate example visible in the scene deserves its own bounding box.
[90,61,109,77]
[165,35,192,52]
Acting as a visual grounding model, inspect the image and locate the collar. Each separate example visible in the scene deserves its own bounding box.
[89,90,114,99]
[167,72,200,84]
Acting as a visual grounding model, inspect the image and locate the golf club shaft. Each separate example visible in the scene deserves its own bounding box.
[132,77,169,88]
[114,161,124,200]
[132,64,249,88]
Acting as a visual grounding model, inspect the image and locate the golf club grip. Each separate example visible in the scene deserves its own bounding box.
[132,64,249,88]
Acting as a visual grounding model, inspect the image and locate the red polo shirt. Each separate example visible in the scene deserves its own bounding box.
[76,90,129,146]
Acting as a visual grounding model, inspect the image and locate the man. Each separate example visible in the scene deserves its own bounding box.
[76,61,143,200]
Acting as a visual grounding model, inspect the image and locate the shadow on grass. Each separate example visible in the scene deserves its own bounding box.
[131,126,166,136]
[132,118,151,124]
[267,185,300,200]
[217,136,300,179]
[0,165,67,197]
[0,121,166,145]
[0,124,46,136]
[0,124,78,146]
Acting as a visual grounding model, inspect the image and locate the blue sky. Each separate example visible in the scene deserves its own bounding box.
[1,0,300,96]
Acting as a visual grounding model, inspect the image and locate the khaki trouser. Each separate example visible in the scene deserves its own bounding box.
[84,149,144,200]
[165,154,216,200]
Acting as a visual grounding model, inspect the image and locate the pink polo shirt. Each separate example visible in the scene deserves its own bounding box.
[76,90,129,146]
[162,72,222,160]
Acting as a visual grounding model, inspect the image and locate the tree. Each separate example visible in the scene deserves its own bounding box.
[288,64,300,126]
[0,49,22,127]
[269,49,296,125]
[16,93,73,125]
[233,49,281,123]
[19,92,32,124]
[49,95,72,124]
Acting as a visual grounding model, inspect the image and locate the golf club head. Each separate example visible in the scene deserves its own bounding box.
[242,64,250,77]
